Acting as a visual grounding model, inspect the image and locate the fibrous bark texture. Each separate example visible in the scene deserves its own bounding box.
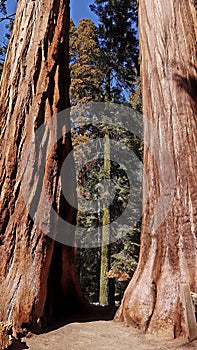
[115,0,197,338]
[0,0,85,332]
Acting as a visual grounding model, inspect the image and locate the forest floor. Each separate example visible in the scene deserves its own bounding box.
[7,306,197,350]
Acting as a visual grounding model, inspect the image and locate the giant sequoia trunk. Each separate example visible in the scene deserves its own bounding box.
[0,0,86,332]
[115,0,197,338]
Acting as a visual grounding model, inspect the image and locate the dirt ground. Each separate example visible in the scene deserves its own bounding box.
[7,320,197,350]
[5,306,197,350]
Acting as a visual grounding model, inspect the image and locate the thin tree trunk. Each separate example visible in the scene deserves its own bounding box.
[99,133,110,306]
[106,68,111,102]
[0,0,86,333]
[115,0,197,338]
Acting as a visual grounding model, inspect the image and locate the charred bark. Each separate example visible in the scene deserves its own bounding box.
[115,0,197,338]
[0,0,86,332]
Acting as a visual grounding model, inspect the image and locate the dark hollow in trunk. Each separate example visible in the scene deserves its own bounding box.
[0,0,86,333]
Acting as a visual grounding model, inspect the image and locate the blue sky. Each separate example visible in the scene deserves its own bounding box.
[0,0,97,47]
[71,0,97,25]
[0,0,98,52]
[2,0,97,25]
[6,0,17,14]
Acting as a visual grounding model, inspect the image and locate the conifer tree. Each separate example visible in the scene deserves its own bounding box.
[70,18,103,105]
[69,19,103,303]
[89,0,140,305]
[90,0,139,101]
[70,4,141,305]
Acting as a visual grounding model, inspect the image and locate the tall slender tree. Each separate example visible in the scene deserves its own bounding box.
[69,3,141,305]
[99,132,111,306]
[115,0,197,338]
[89,0,140,305]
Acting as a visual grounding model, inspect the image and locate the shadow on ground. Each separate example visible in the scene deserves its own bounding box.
[7,339,29,349]
[7,305,117,350]
[42,304,118,333]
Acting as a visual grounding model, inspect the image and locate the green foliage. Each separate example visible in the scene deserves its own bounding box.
[75,248,100,302]
[70,18,104,105]
[110,225,140,277]
[69,3,142,305]
[90,0,139,101]
[130,80,142,112]
[74,122,142,303]
[0,0,142,306]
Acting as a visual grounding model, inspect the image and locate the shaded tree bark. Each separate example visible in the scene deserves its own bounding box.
[0,0,86,332]
[115,0,197,338]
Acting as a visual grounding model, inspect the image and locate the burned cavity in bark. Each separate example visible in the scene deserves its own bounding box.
[41,243,83,329]
[0,0,88,333]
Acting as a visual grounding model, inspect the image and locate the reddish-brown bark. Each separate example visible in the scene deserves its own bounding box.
[115,0,197,338]
[0,0,86,332]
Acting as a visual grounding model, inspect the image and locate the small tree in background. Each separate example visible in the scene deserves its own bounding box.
[70,10,142,300]
[70,18,103,106]
[90,0,139,102]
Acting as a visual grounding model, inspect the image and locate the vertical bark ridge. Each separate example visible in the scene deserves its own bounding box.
[115,0,197,338]
[0,0,85,332]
